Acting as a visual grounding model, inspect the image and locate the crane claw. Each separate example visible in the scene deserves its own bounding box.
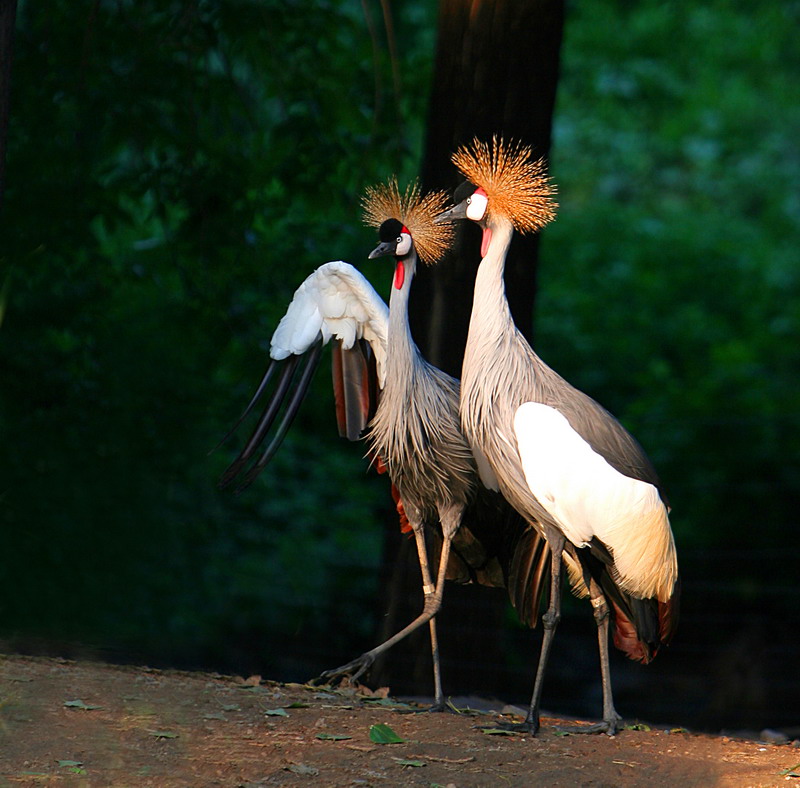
[312,653,375,687]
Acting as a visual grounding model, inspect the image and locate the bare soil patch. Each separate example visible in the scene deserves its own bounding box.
[0,654,796,787]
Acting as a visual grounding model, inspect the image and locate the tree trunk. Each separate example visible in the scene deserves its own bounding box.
[372,0,564,699]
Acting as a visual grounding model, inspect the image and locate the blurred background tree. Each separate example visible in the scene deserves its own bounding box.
[1,0,798,732]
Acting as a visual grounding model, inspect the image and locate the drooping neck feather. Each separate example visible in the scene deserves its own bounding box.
[385,249,422,389]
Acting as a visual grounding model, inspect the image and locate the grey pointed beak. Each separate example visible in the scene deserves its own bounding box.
[368,241,396,259]
[434,202,468,224]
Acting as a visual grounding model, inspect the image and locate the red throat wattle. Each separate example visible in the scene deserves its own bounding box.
[394,260,405,289]
[481,227,492,258]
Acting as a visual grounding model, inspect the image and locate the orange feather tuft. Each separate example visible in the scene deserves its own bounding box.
[362,178,454,265]
[451,136,558,234]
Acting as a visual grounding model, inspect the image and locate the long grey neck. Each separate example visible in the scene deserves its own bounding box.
[385,250,421,386]
[464,218,516,369]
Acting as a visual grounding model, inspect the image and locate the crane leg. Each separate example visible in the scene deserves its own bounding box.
[592,589,623,734]
[411,525,446,710]
[557,578,622,735]
[314,504,460,714]
[485,530,565,735]
[521,531,566,735]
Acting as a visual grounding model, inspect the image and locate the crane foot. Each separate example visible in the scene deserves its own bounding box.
[311,653,375,687]
[406,699,460,714]
[479,719,541,736]
[554,715,621,736]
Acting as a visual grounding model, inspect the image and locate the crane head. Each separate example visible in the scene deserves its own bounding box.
[368,218,412,260]
[435,181,488,224]
[443,137,558,234]
[362,178,453,265]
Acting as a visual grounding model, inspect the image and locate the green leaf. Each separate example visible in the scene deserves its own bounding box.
[362,697,411,708]
[63,699,102,710]
[479,727,517,736]
[264,707,289,717]
[780,763,800,777]
[315,733,352,741]
[393,758,426,768]
[287,701,309,708]
[149,730,179,739]
[368,723,405,744]
[624,722,651,731]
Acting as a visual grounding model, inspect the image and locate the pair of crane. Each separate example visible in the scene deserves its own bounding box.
[221,138,679,736]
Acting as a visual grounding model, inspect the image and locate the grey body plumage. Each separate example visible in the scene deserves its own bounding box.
[367,248,477,522]
[461,223,665,526]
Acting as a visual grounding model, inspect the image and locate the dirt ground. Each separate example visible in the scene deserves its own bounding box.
[0,654,797,787]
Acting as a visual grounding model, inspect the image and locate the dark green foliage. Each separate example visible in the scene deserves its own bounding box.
[0,0,434,670]
[1,0,798,729]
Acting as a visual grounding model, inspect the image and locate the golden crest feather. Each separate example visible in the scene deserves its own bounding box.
[451,137,558,233]
[362,178,454,265]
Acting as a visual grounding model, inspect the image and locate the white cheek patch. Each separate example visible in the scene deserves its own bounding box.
[395,232,412,256]
[466,193,488,221]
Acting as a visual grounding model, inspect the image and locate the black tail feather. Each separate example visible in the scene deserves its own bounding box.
[233,340,323,492]
[218,354,300,488]
[218,335,324,490]
[211,358,281,454]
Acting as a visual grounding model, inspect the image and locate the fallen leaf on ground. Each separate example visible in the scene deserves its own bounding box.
[149,730,179,739]
[369,723,405,744]
[393,758,426,768]
[63,699,102,710]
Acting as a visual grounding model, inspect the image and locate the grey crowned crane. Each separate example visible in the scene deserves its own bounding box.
[437,138,680,735]
[220,179,549,710]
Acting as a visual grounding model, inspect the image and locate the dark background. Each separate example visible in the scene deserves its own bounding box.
[1,0,798,735]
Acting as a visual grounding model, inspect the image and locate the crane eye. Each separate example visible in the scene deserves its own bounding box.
[466,197,472,205]
[396,236,403,243]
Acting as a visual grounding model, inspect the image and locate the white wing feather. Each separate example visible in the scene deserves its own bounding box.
[270,261,390,387]
[513,402,677,601]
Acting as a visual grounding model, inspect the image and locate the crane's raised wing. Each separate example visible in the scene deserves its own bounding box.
[270,261,389,383]
[219,261,389,491]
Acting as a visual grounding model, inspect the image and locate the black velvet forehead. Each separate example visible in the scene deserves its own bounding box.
[453,180,478,204]
[378,218,404,242]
